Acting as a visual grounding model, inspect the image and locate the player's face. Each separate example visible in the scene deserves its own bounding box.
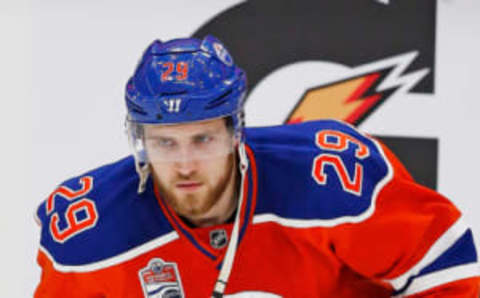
[144,119,237,223]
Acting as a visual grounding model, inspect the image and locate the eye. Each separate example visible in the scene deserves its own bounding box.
[155,137,176,148]
[194,134,213,144]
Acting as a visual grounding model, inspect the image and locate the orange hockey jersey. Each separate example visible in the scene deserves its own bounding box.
[35,120,479,297]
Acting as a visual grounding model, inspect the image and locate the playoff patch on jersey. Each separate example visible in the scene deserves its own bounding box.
[138,258,185,298]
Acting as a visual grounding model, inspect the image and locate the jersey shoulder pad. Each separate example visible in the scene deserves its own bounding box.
[246,120,394,226]
[35,156,174,266]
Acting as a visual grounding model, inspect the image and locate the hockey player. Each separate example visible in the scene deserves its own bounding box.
[35,35,479,297]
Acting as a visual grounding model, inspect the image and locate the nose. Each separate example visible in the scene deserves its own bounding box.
[175,160,196,177]
[174,148,197,177]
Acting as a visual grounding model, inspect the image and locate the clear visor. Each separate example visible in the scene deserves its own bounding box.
[127,118,236,163]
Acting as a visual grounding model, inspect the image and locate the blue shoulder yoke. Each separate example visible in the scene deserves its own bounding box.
[36,156,175,266]
[245,120,392,222]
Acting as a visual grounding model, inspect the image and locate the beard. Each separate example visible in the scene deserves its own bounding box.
[154,153,236,219]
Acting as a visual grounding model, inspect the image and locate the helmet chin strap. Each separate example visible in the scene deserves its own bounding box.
[212,143,249,297]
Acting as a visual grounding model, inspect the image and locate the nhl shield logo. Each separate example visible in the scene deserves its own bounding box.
[138,258,185,298]
[210,229,228,249]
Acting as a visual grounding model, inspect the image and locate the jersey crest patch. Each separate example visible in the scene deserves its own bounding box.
[138,258,185,298]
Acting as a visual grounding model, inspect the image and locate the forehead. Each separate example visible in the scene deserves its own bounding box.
[144,118,227,137]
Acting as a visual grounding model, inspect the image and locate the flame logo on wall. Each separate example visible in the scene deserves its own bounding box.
[286,51,429,125]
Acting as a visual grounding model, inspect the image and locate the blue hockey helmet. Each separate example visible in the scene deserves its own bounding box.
[125,35,247,192]
[125,35,247,128]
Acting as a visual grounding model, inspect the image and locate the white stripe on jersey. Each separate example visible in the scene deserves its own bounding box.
[385,216,471,291]
[392,263,480,297]
[39,231,179,273]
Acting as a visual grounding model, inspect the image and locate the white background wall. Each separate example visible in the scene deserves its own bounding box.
[1,0,479,296]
